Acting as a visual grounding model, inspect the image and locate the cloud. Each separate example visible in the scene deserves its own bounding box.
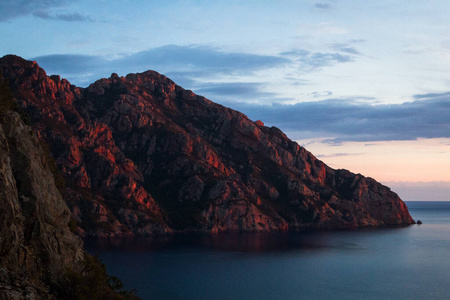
[32,45,292,87]
[33,10,92,22]
[31,54,105,74]
[280,41,363,70]
[32,10,55,19]
[413,91,450,100]
[280,49,311,57]
[118,45,290,75]
[305,52,353,67]
[280,49,354,70]
[193,82,281,103]
[316,153,364,158]
[31,54,108,86]
[331,43,362,55]
[315,3,330,9]
[228,96,450,142]
[195,82,268,97]
[0,0,90,22]
[0,0,58,21]
[311,91,333,98]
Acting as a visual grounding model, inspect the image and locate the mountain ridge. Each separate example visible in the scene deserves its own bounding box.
[0,54,414,237]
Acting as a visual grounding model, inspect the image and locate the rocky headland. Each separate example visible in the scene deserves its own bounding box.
[0,55,415,238]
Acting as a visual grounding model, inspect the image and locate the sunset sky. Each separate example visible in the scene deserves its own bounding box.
[1,0,449,200]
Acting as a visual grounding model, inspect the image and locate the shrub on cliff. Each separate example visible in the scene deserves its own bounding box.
[0,75,30,124]
[54,254,140,300]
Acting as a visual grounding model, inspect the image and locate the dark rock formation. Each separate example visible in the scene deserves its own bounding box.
[0,109,140,298]
[0,110,84,298]
[0,55,415,237]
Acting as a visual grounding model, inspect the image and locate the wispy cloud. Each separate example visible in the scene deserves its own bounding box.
[331,43,362,55]
[280,49,355,70]
[305,52,353,67]
[316,152,364,158]
[33,10,93,22]
[279,49,311,57]
[30,54,105,74]
[315,3,330,10]
[311,91,333,98]
[0,0,91,22]
[0,0,57,22]
[195,82,274,98]
[413,91,450,100]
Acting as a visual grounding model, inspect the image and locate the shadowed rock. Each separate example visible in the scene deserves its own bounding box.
[0,111,84,297]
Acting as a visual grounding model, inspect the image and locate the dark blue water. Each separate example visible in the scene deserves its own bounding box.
[85,201,450,300]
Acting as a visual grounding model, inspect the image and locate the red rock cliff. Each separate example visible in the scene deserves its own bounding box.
[0,55,415,236]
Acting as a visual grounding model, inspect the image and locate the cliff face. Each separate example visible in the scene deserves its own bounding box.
[0,111,84,298]
[0,55,414,237]
[0,109,139,299]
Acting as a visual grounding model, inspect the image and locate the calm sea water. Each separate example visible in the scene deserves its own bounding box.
[85,201,450,300]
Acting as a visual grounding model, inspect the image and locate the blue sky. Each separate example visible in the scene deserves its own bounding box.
[1,0,449,194]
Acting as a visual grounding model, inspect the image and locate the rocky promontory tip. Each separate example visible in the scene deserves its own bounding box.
[0,55,415,237]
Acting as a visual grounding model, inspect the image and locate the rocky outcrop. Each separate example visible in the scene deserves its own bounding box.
[0,111,84,298]
[0,55,415,237]
[0,110,140,299]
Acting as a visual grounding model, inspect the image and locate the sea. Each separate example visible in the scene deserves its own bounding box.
[85,201,450,300]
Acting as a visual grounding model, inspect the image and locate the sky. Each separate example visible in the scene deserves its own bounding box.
[1,0,449,201]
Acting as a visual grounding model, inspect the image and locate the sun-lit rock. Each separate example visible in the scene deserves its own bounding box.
[0,55,415,236]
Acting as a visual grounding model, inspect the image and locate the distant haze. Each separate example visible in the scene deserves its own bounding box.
[386,182,450,202]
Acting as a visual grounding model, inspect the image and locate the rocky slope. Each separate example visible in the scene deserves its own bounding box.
[0,107,139,298]
[0,55,415,237]
[0,109,82,298]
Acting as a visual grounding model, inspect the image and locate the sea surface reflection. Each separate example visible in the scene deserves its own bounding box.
[85,201,450,300]
[86,231,334,254]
